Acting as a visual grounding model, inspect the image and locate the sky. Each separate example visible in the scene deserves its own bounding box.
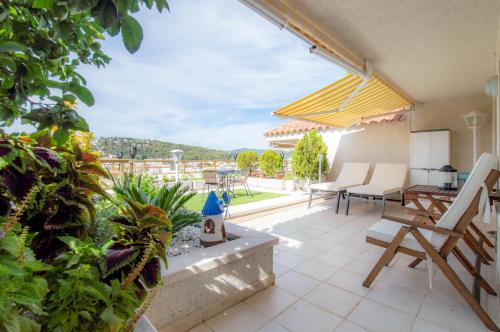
[17,0,346,150]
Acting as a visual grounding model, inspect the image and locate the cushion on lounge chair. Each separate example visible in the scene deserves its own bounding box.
[310,182,352,192]
[346,163,408,197]
[365,219,446,252]
[336,162,370,185]
[347,184,401,196]
[310,162,370,193]
[369,163,408,189]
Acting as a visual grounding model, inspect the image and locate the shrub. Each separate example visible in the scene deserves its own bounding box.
[236,150,260,173]
[291,130,328,180]
[259,150,283,177]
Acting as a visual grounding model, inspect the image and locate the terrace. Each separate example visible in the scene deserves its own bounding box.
[3,1,500,332]
[187,199,499,332]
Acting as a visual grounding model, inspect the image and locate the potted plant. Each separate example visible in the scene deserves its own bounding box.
[291,130,328,191]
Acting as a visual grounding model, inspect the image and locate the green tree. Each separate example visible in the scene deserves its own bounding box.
[236,150,259,173]
[259,150,282,177]
[0,1,174,330]
[0,0,169,143]
[291,130,328,180]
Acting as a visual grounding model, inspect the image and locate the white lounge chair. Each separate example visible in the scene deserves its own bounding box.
[308,162,370,213]
[345,163,408,215]
[362,153,499,331]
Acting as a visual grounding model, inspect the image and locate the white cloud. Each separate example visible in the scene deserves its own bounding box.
[13,0,346,150]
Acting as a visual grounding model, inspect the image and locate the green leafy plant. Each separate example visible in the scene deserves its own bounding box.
[236,150,260,173]
[291,130,328,180]
[0,226,49,332]
[259,150,282,177]
[0,1,177,330]
[0,0,169,142]
[113,174,201,234]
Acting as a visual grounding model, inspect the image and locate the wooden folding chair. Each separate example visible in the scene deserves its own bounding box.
[362,153,500,332]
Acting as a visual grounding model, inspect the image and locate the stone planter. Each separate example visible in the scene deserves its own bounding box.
[284,179,296,192]
[145,223,278,332]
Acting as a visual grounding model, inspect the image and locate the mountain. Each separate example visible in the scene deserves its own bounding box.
[94,137,233,160]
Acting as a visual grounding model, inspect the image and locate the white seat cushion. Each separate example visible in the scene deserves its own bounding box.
[310,181,355,192]
[365,219,447,251]
[347,184,401,196]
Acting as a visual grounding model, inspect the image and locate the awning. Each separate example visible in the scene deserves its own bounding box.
[272,73,413,127]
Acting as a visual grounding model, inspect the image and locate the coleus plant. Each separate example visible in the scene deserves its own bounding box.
[104,198,172,292]
[0,131,109,260]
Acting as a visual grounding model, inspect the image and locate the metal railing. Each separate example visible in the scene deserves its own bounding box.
[100,158,291,180]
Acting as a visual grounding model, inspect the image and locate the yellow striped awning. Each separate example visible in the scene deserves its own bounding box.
[273,73,413,127]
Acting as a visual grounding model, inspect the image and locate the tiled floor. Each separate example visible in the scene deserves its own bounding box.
[189,198,499,332]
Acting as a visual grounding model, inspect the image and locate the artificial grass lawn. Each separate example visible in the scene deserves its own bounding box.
[184,189,285,211]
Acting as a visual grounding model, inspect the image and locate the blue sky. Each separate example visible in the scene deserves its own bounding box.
[30,0,346,150]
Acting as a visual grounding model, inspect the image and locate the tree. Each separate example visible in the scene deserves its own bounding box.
[0,0,169,143]
[259,150,282,177]
[0,1,173,331]
[291,130,328,180]
[236,150,259,173]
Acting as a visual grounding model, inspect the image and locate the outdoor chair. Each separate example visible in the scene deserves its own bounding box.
[345,163,408,215]
[202,170,225,201]
[228,169,252,196]
[308,162,370,213]
[362,153,499,331]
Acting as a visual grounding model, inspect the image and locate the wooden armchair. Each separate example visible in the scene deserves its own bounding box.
[362,153,500,332]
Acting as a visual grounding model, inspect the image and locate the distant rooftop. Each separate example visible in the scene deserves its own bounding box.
[264,113,406,137]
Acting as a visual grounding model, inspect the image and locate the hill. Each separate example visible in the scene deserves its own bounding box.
[94,137,233,160]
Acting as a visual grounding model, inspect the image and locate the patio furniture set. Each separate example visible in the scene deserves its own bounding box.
[308,162,408,215]
[309,154,500,331]
[202,169,252,198]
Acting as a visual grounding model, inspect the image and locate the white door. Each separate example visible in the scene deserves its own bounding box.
[411,169,429,185]
[428,131,450,170]
[410,132,429,169]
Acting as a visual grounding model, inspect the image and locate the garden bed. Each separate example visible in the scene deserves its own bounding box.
[144,223,278,332]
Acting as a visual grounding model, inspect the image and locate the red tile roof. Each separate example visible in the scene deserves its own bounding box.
[264,114,406,137]
[263,120,334,137]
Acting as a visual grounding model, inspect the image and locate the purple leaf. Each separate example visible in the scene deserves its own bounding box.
[140,257,161,288]
[2,167,36,199]
[105,242,138,273]
[33,147,64,170]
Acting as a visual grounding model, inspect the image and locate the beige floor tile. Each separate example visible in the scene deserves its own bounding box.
[347,298,414,332]
[328,243,368,259]
[274,252,308,269]
[379,266,429,293]
[304,283,362,317]
[276,271,321,297]
[273,263,290,278]
[343,258,383,276]
[293,260,339,281]
[287,227,326,242]
[411,318,452,332]
[366,280,426,315]
[187,323,213,332]
[314,251,354,268]
[417,296,489,332]
[205,302,269,332]
[275,299,343,332]
[334,320,368,332]
[326,270,371,296]
[244,286,298,319]
[258,320,290,332]
[307,237,338,250]
[285,244,322,259]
